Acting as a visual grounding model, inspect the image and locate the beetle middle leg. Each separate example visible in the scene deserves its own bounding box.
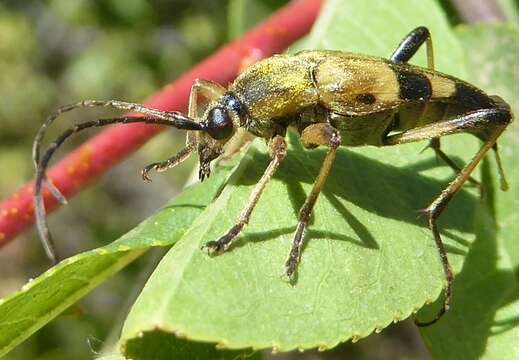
[385,107,511,325]
[285,123,341,279]
[204,135,287,253]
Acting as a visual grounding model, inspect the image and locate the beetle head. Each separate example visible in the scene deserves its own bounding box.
[196,105,236,180]
[196,92,249,180]
[199,108,232,177]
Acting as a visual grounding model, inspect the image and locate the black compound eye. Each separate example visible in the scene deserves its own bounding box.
[206,107,234,140]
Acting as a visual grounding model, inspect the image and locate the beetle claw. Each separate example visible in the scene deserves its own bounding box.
[202,240,226,255]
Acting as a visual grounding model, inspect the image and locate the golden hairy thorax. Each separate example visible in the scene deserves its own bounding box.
[230,54,319,123]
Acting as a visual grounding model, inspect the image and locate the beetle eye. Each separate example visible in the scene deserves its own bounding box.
[206,107,234,140]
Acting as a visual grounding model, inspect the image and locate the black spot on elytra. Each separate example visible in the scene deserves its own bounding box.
[396,70,432,102]
[355,93,376,105]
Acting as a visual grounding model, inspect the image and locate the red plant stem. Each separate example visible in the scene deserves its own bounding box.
[0,0,323,247]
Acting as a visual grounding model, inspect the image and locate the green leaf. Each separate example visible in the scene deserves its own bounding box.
[0,163,236,357]
[421,24,519,360]
[120,0,491,353]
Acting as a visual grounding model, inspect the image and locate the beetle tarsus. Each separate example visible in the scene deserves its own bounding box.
[203,240,226,254]
[285,222,306,280]
[204,224,243,255]
[141,165,155,183]
[414,209,453,327]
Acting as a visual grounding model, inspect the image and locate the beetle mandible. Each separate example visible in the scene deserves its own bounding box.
[33,27,512,326]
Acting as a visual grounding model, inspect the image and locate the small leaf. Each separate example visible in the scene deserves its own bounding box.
[0,163,236,357]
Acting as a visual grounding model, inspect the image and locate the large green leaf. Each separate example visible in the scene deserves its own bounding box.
[420,24,519,360]
[0,163,237,357]
[120,0,490,353]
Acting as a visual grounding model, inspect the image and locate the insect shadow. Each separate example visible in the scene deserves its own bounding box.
[232,138,477,256]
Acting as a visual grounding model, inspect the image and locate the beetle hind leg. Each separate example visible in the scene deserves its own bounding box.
[385,107,511,326]
[391,26,434,70]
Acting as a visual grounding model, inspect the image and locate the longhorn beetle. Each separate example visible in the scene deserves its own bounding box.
[33,27,511,326]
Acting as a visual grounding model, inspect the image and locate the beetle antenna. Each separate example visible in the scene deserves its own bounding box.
[32,100,204,203]
[33,106,205,264]
[33,100,203,167]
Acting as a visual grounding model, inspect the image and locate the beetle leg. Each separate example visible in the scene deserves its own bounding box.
[384,107,511,326]
[141,144,196,182]
[188,79,226,117]
[428,138,481,188]
[32,100,188,206]
[285,123,341,280]
[391,26,434,70]
[141,80,225,181]
[204,135,287,254]
[187,79,226,145]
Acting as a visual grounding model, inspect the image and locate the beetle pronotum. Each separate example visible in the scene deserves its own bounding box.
[33,27,511,326]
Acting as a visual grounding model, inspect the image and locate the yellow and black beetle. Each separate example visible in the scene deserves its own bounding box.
[33,26,512,326]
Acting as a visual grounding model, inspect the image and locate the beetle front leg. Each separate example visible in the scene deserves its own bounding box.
[140,79,225,181]
[141,145,196,182]
[204,136,287,254]
[285,123,341,280]
[385,107,511,326]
